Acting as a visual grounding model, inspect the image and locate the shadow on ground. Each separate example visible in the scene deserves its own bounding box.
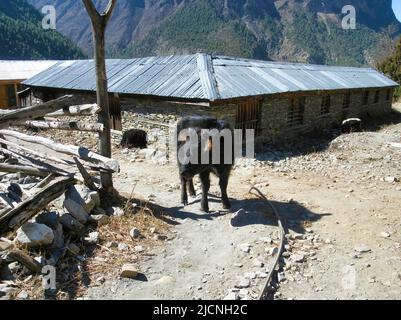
[148,193,330,235]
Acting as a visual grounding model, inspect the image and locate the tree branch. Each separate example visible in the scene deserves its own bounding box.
[103,0,117,22]
[81,0,101,24]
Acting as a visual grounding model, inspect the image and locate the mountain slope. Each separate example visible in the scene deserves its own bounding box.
[0,0,84,60]
[378,36,401,101]
[27,0,401,66]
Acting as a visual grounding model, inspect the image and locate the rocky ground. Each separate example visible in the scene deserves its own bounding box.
[2,105,401,300]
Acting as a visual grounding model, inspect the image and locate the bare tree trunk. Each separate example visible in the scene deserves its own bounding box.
[82,0,117,193]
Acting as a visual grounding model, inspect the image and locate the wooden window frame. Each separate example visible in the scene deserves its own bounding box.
[374,90,380,104]
[320,95,331,115]
[343,92,351,110]
[386,89,392,101]
[287,97,305,128]
[235,99,262,137]
[363,91,369,106]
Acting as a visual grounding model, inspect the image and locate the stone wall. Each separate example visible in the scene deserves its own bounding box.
[121,88,394,145]
[258,88,394,143]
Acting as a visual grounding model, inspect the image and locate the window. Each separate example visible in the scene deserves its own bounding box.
[321,95,331,115]
[235,99,262,136]
[374,90,380,103]
[363,91,369,105]
[287,97,305,127]
[343,92,351,109]
[386,89,392,101]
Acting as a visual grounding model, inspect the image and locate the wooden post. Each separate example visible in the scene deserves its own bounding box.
[82,0,116,193]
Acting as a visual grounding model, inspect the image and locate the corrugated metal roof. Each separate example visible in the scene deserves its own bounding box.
[23,54,398,102]
[0,60,58,81]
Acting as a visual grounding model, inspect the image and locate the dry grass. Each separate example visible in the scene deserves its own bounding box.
[55,200,171,300]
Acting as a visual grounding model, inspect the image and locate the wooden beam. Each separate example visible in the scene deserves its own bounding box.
[23,120,104,132]
[73,157,98,191]
[6,250,42,273]
[0,130,120,173]
[0,163,56,178]
[0,137,74,167]
[82,0,117,193]
[0,95,93,129]
[47,104,100,117]
[0,176,77,233]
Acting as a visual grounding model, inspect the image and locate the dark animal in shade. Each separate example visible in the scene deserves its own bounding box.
[176,116,234,212]
[342,118,362,133]
[120,129,148,149]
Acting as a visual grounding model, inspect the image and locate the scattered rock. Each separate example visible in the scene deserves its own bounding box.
[235,278,251,289]
[291,253,306,263]
[290,233,304,240]
[266,247,279,256]
[239,243,251,253]
[17,290,29,300]
[63,195,89,224]
[59,213,85,233]
[51,223,65,249]
[354,245,371,253]
[16,222,54,248]
[385,176,398,183]
[108,207,124,217]
[89,214,110,227]
[118,243,129,251]
[134,245,144,253]
[96,276,106,284]
[35,211,59,229]
[155,276,175,285]
[223,292,240,300]
[252,259,264,268]
[65,185,100,215]
[84,232,99,245]
[138,148,157,160]
[0,238,14,251]
[120,264,139,279]
[130,228,141,239]
[259,237,273,244]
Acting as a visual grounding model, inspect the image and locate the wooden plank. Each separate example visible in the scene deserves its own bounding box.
[23,120,104,132]
[47,104,100,117]
[0,130,119,173]
[6,250,42,273]
[0,163,56,178]
[0,176,77,233]
[0,95,93,128]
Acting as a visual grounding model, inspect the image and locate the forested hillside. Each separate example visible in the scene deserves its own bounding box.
[0,0,83,60]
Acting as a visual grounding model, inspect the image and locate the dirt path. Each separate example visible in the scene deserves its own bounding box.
[9,110,401,300]
[85,162,283,300]
[85,118,401,300]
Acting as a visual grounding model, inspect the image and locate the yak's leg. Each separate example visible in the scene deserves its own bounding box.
[219,172,231,209]
[187,179,196,197]
[199,171,211,212]
[180,176,188,206]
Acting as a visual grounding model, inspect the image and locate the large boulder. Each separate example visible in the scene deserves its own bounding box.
[59,213,85,233]
[35,212,59,229]
[63,185,100,224]
[16,222,54,248]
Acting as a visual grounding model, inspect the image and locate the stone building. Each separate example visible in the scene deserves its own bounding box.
[0,60,57,109]
[22,54,398,143]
